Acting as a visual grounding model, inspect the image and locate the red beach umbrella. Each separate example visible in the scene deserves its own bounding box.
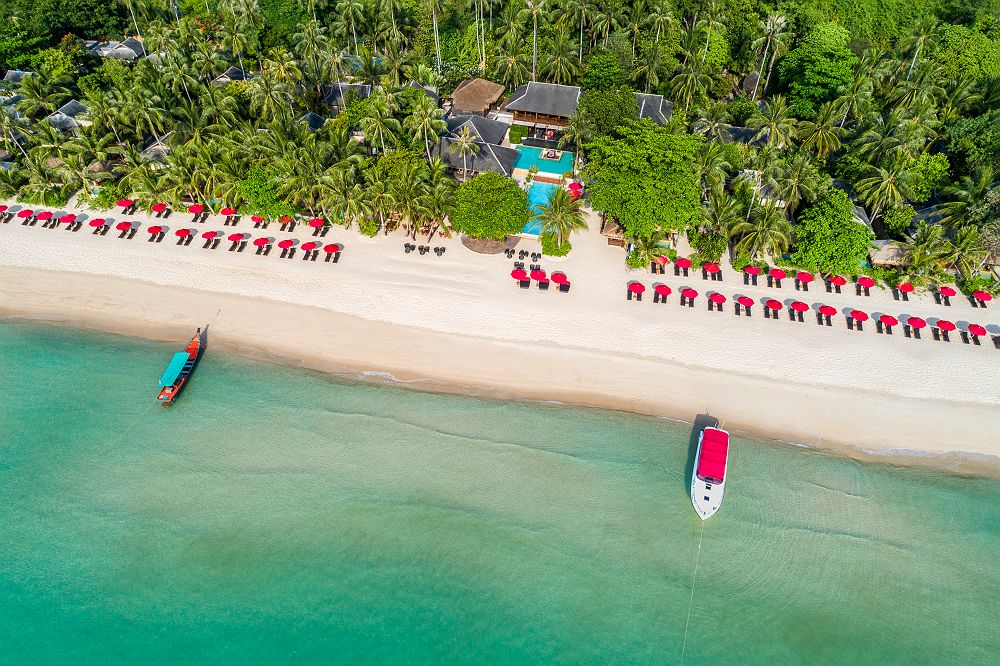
[703,262,721,273]
[736,296,754,307]
[16,209,34,218]
[251,215,265,223]
[796,271,814,283]
[323,243,342,253]
[202,230,220,239]
[973,290,993,302]
[115,221,133,231]
[175,228,192,237]
[938,286,956,297]
[88,218,106,228]
[654,284,672,296]
[936,319,956,332]
[967,324,987,337]
[628,281,645,294]
[36,211,53,221]
[150,202,167,213]
[308,217,325,228]
[278,239,297,249]
[908,316,927,329]
[768,268,787,280]
[818,305,837,317]
[709,292,726,304]
[0,205,7,212]
[147,225,163,234]
[674,257,692,269]
[568,182,582,191]
[188,204,205,214]
[300,241,319,252]
[790,301,809,312]
[654,255,668,265]
[880,314,899,327]
[531,269,548,281]
[220,207,236,216]
[511,268,528,281]
[252,236,270,247]
[857,276,875,288]
[681,288,698,299]
[765,299,782,311]
[59,213,76,223]
[227,233,245,242]
[551,272,568,285]
[117,199,134,207]
[897,282,915,293]
[850,309,869,322]
[743,266,761,276]
[828,275,847,286]
[281,215,293,223]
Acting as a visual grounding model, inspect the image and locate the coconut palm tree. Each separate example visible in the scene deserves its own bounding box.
[696,0,727,65]
[692,101,730,140]
[729,201,792,260]
[834,75,873,128]
[16,72,72,120]
[901,18,937,81]
[540,187,587,247]
[648,0,674,43]
[561,0,592,63]
[0,106,31,161]
[405,94,447,163]
[360,92,401,155]
[427,0,445,71]
[541,26,581,84]
[856,159,916,224]
[700,189,743,241]
[773,153,824,216]
[748,95,797,148]
[448,127,479,180]
[898,221,949,276]
[938,167,994,227]
[797,101,845,159]
[493,38,530,89]
[751,13,787,99]
[945,226,988,281]
[693,142,733,199]
[633,43,668,93]
[670,59,712,113]
[520,0,548,81]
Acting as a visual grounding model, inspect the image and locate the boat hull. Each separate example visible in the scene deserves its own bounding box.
[691,427,729,520]
[157,330,203,405]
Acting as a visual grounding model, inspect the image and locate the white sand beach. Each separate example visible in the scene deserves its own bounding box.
[1,200,999,473]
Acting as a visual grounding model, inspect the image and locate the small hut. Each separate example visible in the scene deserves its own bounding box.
[451,78,505,116]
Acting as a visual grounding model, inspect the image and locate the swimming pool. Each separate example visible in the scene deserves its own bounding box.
[515,145,574,175]
[523,181,558,235]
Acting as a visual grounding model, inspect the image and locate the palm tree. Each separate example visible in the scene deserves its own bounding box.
[696,0,726,65]
[405,94,447,163]
[0,106,31,160]
[540,186,587,247]
[670,59,711,113]
[747,95,797,148]
[856,159,916,224]
[632,43,668,93]
[750,13,787,100]
[541,26,581,84]
[700,190,743,245]
[946,226,988,281]
[336,0,363,53]
[797,101,845,159]
[898,221,949,276]
[773,153,824,216]
[834,75,873,128]
[692,101,730,140]
[729,201,793,260]
[16,72,71,120]
[693,142,733,199]
[902,19,937,80]
[493,39,530,89]
[360,92,401,154]
[938,167,994,227]
[648,0,674,43]
[427,0,445,71]
[448,127,479,180]
[628,229,673,266]
[520,0,548,81]
[561,0,592,63]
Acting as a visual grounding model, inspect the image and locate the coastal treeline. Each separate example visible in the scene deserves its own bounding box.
[0,0,998,291]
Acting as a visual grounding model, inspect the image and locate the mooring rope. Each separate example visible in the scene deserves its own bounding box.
[679,520,706,665]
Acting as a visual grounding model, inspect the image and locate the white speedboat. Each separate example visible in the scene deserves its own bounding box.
[691,427,729,519]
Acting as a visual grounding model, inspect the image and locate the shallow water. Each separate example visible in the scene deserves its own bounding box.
[0,321,997,664]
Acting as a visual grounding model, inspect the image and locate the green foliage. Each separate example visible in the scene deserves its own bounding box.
[778,23,856,118]
[507,124,528,145]
[584,122,702,241]
[540,232,572,256]
[687,225,727,262]
[791,189,874,275]
[33,48,75,80]
[0,0,125,50]
[450,172,529,241]
[0,25,45,72]
[256,0,308,48]
[945,108,1000,175]
[882,204,915,235]
[358,217,380,237]
[626,249,649,269]
[933,24,1000,83]
[726,96,758,126]
[78,58,132,95]
[908,153,950,203]
[958,273,997,296]
[236,166,293,217]
[578,86,640,138]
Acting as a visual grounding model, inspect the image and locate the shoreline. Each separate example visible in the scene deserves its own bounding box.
[3,267,998,479]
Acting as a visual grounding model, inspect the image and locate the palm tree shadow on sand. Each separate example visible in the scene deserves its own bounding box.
[685,413,720,494]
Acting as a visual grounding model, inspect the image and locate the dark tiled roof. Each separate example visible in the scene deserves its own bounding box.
[635,93,672,125]
[58,100,87,118]
[406,80,440,104]
[446,115,510,145]
[719,126,764,146]
[299,111,326,132]
[434,138,520,177]
[505,82,580,118]
[451,78,505,114]
[3,70,32,83]
[322,83,372,107]
[214,66,249,83]
[122,38,146,57]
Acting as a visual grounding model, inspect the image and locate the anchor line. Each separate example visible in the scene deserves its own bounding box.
[679,520,706,665]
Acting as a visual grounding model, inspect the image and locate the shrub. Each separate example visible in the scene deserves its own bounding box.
[358,217,380,237]
[958,274,998,297]
[449,172,530,240]
[626,249,648,269]
[882,204,915,236]
[540,232,571,256]
[508,124,528,145]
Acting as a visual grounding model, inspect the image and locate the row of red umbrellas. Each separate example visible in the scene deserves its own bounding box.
[117,200,321,225]
[510,268,569,285]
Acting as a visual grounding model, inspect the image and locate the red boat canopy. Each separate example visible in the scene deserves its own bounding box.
[681,288,698,299]
[769,268,786,279]
[151,202,167,212]
[674,257,692,269]
[880,314,899,327]
[220,207,236,216]
[736,296,754,307]
[323,243,342,253]
[818,305,837,317]
[703,262,720,273]
[796,272,814,283]
[857,276,875,288]
[973,290,993,302]
[115,221,132,231]
[829,275,847,286]
[850,309,869,322]
[697,428,729,482]
[936,319,956,332]
[898,282,915,292]
[628,281,645,294]
[709,292,726,304]
[765,299,782,311]
[938,286,956,297]
[188,204,205,213]
[908,316,927,329]
[967,324,987,337]
[300,241,319,251]
[743,266,761,275]
[511,269,527,281]
[654,284,671,296]
[790,301,809,312]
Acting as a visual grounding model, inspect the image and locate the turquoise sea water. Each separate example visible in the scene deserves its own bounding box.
[1,321,998,664]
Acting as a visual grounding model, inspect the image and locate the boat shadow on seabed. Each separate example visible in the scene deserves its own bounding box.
[686,413,720,495]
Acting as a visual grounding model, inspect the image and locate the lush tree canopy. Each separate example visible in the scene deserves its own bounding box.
[576,86,640,138]
[449,172,529,241]
[778,23,856,118]
[583,122,702,240]
[791,189,874,275]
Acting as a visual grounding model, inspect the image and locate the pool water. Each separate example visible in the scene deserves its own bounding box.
[515,146,574,175]
[523,182,558,235]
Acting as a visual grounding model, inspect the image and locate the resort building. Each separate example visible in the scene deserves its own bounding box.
[405,80,441,105]
[139,132,173,166]
[212,66,251,85]
[299,111,327,132]
[434,115,519,179]
[449,78,505,116]
[323,83,372,115]
[635,93,672,125]
[504,82,581,146]
[2,69,32,86]
[45,100,89,134]
[88,38,146,60]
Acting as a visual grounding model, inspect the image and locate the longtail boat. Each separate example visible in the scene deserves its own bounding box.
[157,328,203,405]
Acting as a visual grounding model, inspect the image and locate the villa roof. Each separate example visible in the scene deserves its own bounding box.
[299,111,326,132]
[3,69,32,83]
[406,80,440,104]
[213,66,250,84]
[45,100,88,132]
[323,83,372,108]
[446,115,509,146]
[434,137,520,177]
[719,125,765,146]
[505,82,581,118]
[95,38,146,60]
[635,93,672,125]
[451,78,505,115]
[139,132,173,163]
